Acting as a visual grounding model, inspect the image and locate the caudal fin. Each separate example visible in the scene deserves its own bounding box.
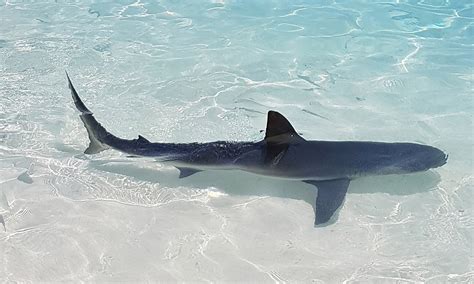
[66,72,110,154]
[66,72,92,114]
[79,114,110,154]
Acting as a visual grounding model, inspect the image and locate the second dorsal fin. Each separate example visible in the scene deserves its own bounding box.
[137,135,150,143]
[264,111,303,142]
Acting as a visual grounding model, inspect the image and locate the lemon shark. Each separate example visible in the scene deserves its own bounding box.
[66,73,447,226]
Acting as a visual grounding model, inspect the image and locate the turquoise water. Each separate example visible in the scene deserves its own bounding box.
[0,0,472,282]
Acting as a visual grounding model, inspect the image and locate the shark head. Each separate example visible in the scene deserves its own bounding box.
[397,143,448,173]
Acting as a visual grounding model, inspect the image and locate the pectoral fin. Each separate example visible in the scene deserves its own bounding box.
[304,179,350,226]
[176,167,202,178]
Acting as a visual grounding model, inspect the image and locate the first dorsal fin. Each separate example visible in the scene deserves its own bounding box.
[263,111,304,166]
[265,111,303,142]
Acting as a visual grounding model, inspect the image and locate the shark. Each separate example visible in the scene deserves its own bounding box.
[66,73,448,226]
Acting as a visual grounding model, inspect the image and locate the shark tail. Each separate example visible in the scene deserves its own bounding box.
[80,115,110,154]
[66,72,111,154]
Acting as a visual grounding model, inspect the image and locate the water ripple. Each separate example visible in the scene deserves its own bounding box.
[0,0,472,282]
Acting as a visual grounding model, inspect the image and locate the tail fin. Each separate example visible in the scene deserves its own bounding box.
[66,72,92,115]
[66,72,110,154]
[80,114,110,154]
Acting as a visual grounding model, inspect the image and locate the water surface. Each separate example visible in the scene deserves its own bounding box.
[0,0,472,282]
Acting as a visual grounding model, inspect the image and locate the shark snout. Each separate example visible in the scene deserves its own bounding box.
[425,146,448,169]
[404,145,448,172]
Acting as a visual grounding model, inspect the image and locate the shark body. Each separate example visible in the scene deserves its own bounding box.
[67,74,447,225]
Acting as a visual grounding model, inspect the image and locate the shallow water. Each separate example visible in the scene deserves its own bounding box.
[0,0,472,282]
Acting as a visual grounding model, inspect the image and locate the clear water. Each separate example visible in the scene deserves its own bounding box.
[0,0,472,282]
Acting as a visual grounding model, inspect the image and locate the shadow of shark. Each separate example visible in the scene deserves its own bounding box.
[66,73,448,226]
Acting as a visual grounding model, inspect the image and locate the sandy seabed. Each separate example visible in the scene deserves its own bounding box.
[0,0,472,282]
